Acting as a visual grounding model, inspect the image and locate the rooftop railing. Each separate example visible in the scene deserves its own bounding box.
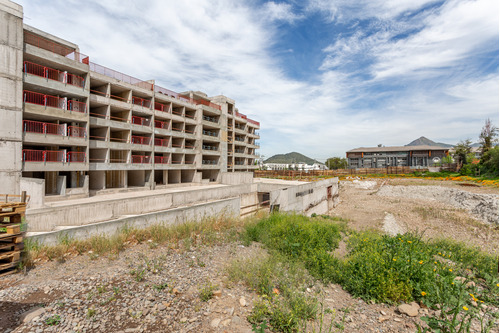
[89,62,153,90]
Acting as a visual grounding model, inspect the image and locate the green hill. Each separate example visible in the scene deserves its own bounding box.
[264,152,320,165]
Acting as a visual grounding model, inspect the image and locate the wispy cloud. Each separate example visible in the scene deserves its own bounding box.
[18,0,498,161]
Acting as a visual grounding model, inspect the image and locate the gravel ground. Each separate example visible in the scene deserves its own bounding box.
[0,178,498,332]
[377,185,499,225]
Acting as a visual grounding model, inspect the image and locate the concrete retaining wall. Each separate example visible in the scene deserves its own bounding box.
[26,183,255,231]
[269,178,338,216]
[29,197,240,246]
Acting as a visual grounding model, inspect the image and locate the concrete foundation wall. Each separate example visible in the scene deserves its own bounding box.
[20,177,45,208]
[269,178,338,216]
[221,171,253,185]
[28,197,240,246]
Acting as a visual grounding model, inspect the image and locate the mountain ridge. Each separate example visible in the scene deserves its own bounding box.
[405,136,454,148]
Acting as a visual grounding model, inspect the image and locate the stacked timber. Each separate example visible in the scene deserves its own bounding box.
[0,201,26,277]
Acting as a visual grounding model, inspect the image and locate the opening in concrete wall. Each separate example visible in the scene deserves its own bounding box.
[89,148,106,163]
[200,169,219,182]
[172,153,183,165]
[59,171,85,189]
[89,171,105,190]
[154,170,166,185]
[185,154,195,165]
[106,170,126,188]
[168,170,181,184]
[90,127,108,141]
[127,170,145,187]
[45,171,58,195]
[181,170,195,183]
[258,192,270,206]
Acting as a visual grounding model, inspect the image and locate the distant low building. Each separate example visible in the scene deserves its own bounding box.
[263,162,327,171]
[346,145,450,169]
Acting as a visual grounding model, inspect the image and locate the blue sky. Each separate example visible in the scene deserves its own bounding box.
[17,0,499,161]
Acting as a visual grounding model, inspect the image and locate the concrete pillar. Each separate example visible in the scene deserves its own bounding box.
[0,1,23,195]
[219,103,228,172]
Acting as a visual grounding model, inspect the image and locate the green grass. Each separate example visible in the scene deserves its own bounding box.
[240,213,499,332]
[23,214,252,265]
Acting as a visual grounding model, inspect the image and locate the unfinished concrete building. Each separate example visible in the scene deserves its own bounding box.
[0,1,260,201]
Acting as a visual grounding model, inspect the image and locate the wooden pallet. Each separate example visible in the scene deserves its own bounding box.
[0,250,20,263]
[0,200,26,278]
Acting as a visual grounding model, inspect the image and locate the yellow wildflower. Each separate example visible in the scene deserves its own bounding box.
[393,258,397,261]
[463,306,468,311]
[408,241,412,244]
[421,292,427,296]
[449,269,453,272]
[419,261,423,264]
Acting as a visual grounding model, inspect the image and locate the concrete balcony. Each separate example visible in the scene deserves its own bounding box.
[23,132,87,147]
[24,102,88,122]
[23,73,87,98]
[23,161,89,172]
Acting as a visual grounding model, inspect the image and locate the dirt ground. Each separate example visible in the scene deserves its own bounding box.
[0,178,498,332]
[332,178,499,254]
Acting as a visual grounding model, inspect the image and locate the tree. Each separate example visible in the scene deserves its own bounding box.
[480,145,499,177]
[454,139,472,167]
[479,118,498,157]
[326,157,348,170]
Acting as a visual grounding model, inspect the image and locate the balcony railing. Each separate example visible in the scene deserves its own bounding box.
[66,152,86,162]
[154,120,170,130]
[131,136,151,145]
[24,90,87,113]
[67,126,87,138]
[154,102,170,113]
[23,120,64,136]
[132,116,149,126]
[154,156,170,164]
[202,145,218,151]
[203,115,217,123]
[132,96,151,108]
[24,31,89,64]
[23,61,85,88]
[202,130,217,137]
[131,155,151,164]
[154,138,169,147]
[22,149,86,163]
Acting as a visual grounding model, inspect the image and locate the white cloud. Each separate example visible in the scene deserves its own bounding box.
[261,2,303,23]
